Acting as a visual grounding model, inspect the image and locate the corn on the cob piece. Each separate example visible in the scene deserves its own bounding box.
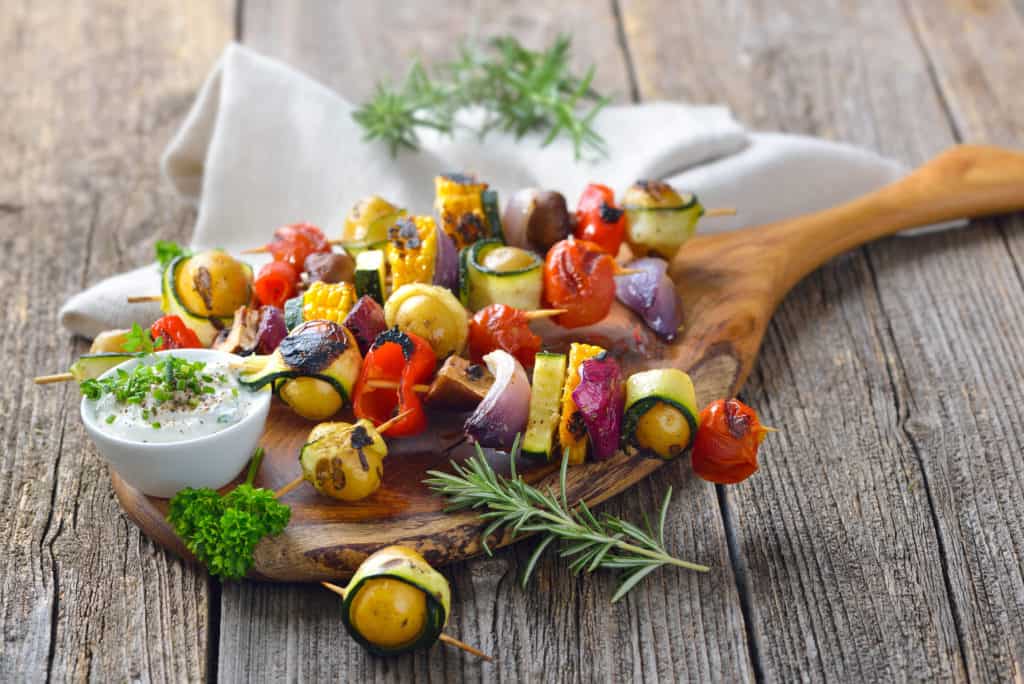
[559,342,606,465]
[386,215,437,291]
[434,173,491,248]
[301,281,357,325]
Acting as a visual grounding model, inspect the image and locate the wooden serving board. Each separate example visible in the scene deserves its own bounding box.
[113,145,1024,581]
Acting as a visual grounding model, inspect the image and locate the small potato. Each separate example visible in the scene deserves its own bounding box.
[279,377,344,421]
[89,329,131,353]
[384,284,468,358]
[174,250,251,317]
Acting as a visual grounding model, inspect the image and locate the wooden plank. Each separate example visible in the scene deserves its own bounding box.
[223,2,753,681]
[619,0,1024,680]
[242,0,633,102]
[895,1,1024,680]
[0,1,231,680]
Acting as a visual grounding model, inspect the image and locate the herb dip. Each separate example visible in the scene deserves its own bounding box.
[83,355,256,444]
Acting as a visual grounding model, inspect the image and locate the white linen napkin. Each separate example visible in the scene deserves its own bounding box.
[60,43,950,339]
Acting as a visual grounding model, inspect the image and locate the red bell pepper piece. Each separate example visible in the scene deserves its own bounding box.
[149,315,202,350]
[573,183,627,255]
[352,328,437,437]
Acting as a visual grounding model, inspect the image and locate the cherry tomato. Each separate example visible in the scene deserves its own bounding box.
[468,304,542,369]
[253,261,299,309]
[266,223,330,269]
[543,238,616,328]
[149,315,202,350]
[574,183,626,255]
[691,399,772,484]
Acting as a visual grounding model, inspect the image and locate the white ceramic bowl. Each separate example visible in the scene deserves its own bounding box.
[80,348,271,498]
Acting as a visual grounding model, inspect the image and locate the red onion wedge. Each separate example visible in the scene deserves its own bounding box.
[433,225,459,293]
[614,257,682,341]
[342,295,388,356]
[464,349,531,450]
[255,306,287,354]
[572,355,624,461]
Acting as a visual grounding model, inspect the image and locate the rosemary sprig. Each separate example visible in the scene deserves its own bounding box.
[353,35,608,160]
[425,438,709,603]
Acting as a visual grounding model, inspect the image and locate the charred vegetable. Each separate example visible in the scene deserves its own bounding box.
[352,328,437,437]
[558,343,605,464]
[614,257,682,341]
[342,195,405,248]
[521,352,567,460]
[571,355,624,461]
[304,251,355,285]
[299,419,389,501]
[622,180,704,260]
[691,399,773,484]
[424,355,494,410]
[621,369,698,460]
[385,283,468,358]
[239,320,362,420]
[161,252,253,346]
[501,188,571,252]
[342,295,388,356]
[460,238,544,312]
[464,350,531,450]
[434,173,494,248]
[330,545,451,656]
[387,216,439,291]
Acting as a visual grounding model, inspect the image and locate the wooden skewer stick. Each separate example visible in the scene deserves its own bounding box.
[127,295,162,304]
[274,477,305,499]
[240,246,270,255]
[366,379,430,393]
[439,634,494,662]
[34,372,75,385]
[704,207,737,217]
[374,408,415,433]
[522,308,566,321]
[613,267,643,277]
[320,582,494,661]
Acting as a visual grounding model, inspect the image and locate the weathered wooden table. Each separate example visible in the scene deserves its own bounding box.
[3,1,1022,681]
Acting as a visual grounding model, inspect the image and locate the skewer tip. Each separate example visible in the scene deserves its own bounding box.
[439,633,494,662]
[704,207,737,217]
[126,295,162,304]
[34,372,75,385]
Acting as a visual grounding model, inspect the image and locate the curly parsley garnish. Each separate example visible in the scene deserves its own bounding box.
[168,448,291,581]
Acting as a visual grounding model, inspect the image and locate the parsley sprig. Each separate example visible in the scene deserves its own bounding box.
[155,240,192,269]
[425,439,709,603]
[353,35,609,160]
[168,448,291,581]
[122,322,163,354]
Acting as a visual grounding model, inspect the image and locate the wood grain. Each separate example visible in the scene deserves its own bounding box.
[623,0,1024,680]
[0,1,231,680]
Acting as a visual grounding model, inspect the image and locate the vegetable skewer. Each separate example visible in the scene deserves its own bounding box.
[320,580,493,661]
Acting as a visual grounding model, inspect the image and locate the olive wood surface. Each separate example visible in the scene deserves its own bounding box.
[112,144,1024,581]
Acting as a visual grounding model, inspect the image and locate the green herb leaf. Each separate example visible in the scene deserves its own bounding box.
[167,449,291,581]
[353,34,607,160]
[123,323,163,354]
[156,240,193,270]
[425,442,709,603]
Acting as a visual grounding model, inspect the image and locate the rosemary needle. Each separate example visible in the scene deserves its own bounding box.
[353,35,608,160]
[425,438,709,603]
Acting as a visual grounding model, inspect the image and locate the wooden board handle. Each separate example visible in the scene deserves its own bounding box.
[769,144,1024,295]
